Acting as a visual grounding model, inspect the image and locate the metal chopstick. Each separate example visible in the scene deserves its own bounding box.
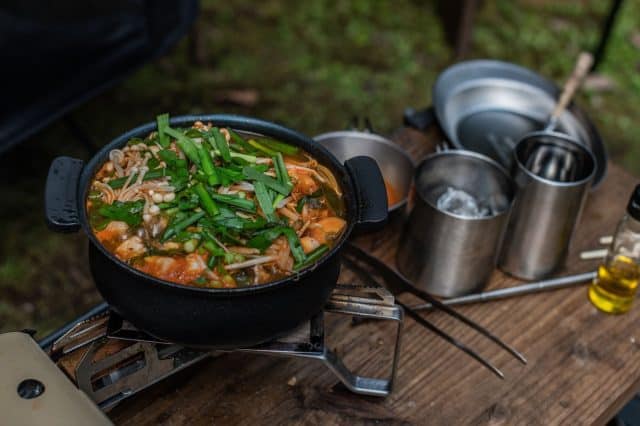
[344,242,527,365]
[342,256,505,379]
[411,271,597,311]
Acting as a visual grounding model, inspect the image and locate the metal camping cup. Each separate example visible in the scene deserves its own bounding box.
[498,132,596,280]
[396,151,515,297]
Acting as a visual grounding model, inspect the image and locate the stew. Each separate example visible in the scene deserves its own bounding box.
[87,115,346,288]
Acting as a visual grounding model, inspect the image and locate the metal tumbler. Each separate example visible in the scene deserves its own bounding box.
[498,132,596,280]
[396,151,515,297]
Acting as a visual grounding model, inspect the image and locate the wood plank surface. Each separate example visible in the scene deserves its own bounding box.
[110,127,640,425]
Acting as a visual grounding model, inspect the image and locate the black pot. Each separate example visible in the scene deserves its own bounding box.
[45,115,388,348]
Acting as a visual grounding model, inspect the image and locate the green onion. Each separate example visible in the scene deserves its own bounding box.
[97,200,144,226]
[228,129,258,153]
[164,127,201,166]
[177,191,200,211]
[247,227,286,250]
[294,245,329,270]
[211,150,256,163]
[208,175,220,186]
[210,127,231,162]
[202,214,267,231]
[242,166,292,195]
[147,157,160,169]
[185,128,205,138]
[175,158,189,173]
[172,230,201,242]
[209,193,256,212]
[247,139,278,156]
[107,169,167,189]
[219,229,243,246]
[162,211,205,242]
[158,149,178,165]
[203,241,225,257]
[195,170,216,185]
[272,193,285,209]
[197,143,215,175]
[183,239,199,253]
[193,183,219,217]
[156,113,170,148]
[254,181,277,222]
[246,226,305,262]
[223,252,245,264]
[214,166,244,185]
[281,228,305,263]
[296,197,307,213]
[261,139,299,156]
[273,152,292,189]
[157,202,177,210]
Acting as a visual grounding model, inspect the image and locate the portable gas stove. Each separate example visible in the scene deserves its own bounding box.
[1,280,403,425]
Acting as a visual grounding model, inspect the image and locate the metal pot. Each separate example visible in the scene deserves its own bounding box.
[313,130,414,213]
[45,115,388,348]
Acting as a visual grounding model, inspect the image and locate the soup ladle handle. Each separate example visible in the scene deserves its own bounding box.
[546,52,593,131]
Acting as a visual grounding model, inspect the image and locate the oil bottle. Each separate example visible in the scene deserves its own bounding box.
[589,184,640,314]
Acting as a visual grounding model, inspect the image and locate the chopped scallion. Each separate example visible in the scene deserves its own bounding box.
[197,143,215,175]
[296,197,307,213]
[242,166,292,195]
[162,211,205,242]
[228,129,258,153]
[247,139,278,156]
[164,127,201,166]
[193,183,219,217]
[156,113,170,148]
[273,152,292,189]
[254,181,277,222]
[294,245,329,270]
[261,139,299,156]
[272,193,285,209]
[107,169,167,189]
[210,127,231,163]
[281,227,305,263]
[209,193,256,212]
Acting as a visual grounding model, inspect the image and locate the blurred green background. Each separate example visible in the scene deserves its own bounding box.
[1,0,639,335]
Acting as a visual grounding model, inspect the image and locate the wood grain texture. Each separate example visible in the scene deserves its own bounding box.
[110,127,640,426]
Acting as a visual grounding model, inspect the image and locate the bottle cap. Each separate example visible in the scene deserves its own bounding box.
[627,184,640,221]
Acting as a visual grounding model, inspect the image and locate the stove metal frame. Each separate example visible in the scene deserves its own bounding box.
[49,283,403,411]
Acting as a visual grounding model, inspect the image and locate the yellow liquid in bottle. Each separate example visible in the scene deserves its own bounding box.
[589,254,640,314]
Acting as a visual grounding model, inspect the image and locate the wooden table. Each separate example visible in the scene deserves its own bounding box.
[111,127,640,425]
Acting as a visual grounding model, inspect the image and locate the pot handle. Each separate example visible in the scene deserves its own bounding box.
[403,106,437,131]
[45,156,84,233]
[345,156,388,233]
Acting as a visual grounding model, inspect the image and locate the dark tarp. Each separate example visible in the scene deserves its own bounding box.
[0,0,198,154]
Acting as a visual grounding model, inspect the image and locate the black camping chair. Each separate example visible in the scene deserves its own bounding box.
[0,0,199,154]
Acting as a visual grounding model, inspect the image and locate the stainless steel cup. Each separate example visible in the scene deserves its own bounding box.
[498,132,596,280]
[396,151,515,297]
